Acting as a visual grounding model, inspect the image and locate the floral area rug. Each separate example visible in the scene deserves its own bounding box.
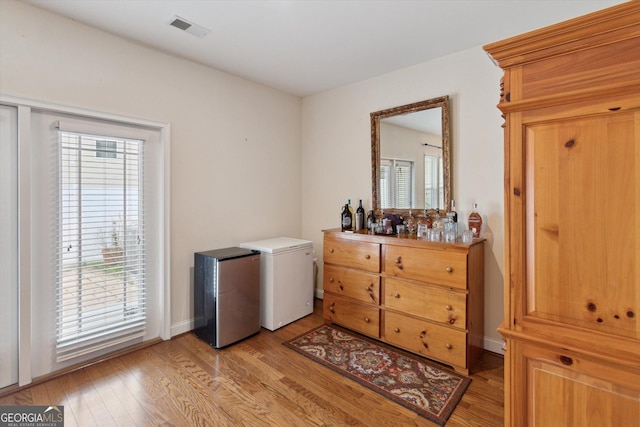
[284,324,471,426]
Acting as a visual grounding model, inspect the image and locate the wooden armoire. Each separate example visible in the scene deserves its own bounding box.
[484,2,640,426]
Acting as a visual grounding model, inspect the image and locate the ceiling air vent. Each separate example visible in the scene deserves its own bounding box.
[169,16,211,39]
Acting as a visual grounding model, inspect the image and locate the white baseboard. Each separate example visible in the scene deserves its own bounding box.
[484,336,505,355]
[314,288,324,299]
[171,319,193,337]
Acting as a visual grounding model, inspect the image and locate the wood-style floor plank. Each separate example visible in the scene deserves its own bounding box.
[0,300,503,426]
[42,379,80,427]
[55,367,101,426]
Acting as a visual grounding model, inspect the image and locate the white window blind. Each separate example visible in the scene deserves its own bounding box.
[380,158,413,209]
[395,160,412,209]
[56,130,146,362]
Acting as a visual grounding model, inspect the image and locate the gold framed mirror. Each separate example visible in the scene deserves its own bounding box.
[371,95,450,216]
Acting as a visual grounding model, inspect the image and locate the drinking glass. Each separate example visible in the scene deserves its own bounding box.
[417,223,428,239]
[444,230,456,243]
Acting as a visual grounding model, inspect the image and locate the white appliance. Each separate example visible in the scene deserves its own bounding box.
[240,237,314,331]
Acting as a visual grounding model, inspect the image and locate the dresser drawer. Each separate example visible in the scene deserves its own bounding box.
[384,311,467,369]
[384,245,467,289]
[323,293,380,338]
[324,265,380,305]
[384,277,466,330]
[324,236,380,273]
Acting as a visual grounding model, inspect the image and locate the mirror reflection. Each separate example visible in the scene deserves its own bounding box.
[371,96,450,216]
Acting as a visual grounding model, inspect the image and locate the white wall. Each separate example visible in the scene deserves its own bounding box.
[0,0,302,335]
[0,0,629,364]
[300,48,506,351]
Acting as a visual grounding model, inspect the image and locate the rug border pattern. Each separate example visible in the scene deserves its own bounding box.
[283,323,471,426]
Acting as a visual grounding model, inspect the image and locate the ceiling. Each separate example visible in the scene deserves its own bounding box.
[24,0,626,97]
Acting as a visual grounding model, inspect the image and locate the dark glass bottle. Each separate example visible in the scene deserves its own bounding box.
[341,202,352,231]
[366,208,375,231]
[355,199,365,231]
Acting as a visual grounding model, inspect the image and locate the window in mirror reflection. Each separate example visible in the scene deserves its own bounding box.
[424,155,443,209]
[380,158,414,209]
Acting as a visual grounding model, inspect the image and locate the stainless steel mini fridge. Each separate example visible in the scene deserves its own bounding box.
[193,247,261,348]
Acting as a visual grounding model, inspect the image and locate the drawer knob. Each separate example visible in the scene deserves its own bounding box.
[394,327,400,333]
[445,266,453,273]
[395,256,402,264]
[449,318,456,325]
[365,254,371,259]
[393,293,400,298]
[329,304,335,313]
[339,285,344,291]
[329,278,334,283]
[364,317,370,323]
[445,305,452,311]
[330,248,335,253]
[445,343,452,350]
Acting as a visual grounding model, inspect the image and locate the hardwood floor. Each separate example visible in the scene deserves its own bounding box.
[0,300,503,426]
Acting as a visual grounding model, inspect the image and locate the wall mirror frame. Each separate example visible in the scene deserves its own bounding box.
[371,95,451,217]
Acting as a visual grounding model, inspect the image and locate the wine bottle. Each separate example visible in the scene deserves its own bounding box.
[355,199,365,231]
[366,207,375,231]
[348,199,354,220]
[341,203,352,231]
[468,202,482,238]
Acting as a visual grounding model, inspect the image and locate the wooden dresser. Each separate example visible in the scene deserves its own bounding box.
[322,228,484,375]
[484,2,640,426]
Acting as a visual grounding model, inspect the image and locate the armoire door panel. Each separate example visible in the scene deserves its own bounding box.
[524,111,639,339]
[515,341,640,427]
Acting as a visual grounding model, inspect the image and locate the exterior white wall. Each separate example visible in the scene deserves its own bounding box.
[0,0,302,335]
[300,48,506,352]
